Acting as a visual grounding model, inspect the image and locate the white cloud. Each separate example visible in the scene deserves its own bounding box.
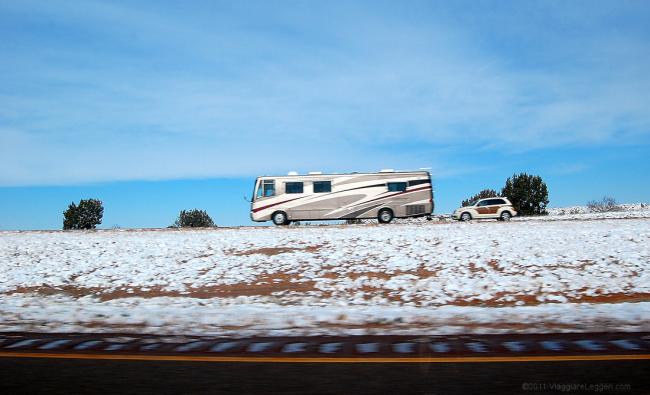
[1,1,649,185]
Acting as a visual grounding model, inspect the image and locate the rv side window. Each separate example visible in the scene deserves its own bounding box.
[408,179,429,187]
[260,180,275,197]
[313,181,331,193]
[387,182,407,192]
[285,182,304,194]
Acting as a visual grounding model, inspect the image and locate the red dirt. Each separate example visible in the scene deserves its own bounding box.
[9,280,649,306]
[228,245,324,256]
[7,272,317,301]
[6,262,648,307]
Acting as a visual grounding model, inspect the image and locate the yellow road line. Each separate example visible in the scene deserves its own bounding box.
[0,352,649,363]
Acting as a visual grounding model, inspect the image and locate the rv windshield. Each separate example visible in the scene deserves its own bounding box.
[255,181,263,199]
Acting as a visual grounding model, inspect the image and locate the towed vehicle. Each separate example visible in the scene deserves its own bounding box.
[452,197,517,222]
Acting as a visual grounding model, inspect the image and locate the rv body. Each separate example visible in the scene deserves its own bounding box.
[250,170,434,224]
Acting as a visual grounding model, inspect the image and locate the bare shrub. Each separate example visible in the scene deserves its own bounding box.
[587,197,621,213]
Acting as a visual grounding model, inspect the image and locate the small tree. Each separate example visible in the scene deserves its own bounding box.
[461,189,498,207]
[63,199,104,230]
[173,209,216,228]
[587,196,620,213]
[501,173,549,216]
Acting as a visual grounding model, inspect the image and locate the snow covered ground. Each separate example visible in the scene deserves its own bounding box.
[1,205,649,336]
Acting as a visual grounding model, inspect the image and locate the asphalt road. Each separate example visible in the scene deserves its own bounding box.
[1,332,649,394]
[1,357,648,395]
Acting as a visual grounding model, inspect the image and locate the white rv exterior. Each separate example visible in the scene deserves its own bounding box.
[250,170,434,225]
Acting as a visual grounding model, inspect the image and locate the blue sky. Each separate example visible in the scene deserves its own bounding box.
[1,0,649,229]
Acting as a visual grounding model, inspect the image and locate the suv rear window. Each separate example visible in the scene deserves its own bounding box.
[481,199,506,205]
[285,182,304,194]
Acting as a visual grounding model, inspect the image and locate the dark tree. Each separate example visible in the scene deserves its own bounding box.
[173,209,216,228]
[461,189,498,207]
[501,173,549,216]
[63,199,104,230]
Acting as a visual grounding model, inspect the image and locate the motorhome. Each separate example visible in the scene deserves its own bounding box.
[250,170,434,225]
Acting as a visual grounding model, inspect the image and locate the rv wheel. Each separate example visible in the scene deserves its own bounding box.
[272,211,289,226]
[378,209,394,224]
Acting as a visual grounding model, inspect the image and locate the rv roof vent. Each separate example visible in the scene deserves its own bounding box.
[379,169,395,173]
[287,171,299,176]
[419,167,432,170]
[308,171,322,175]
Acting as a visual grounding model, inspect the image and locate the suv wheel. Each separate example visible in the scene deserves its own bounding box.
[272,211,289,226]
[460,212,472,222]
[500,211,512,221]
[378,209,394,224]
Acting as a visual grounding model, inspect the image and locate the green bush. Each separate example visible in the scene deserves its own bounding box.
[63,199,104,230]
[501,173,549,216]
[173,209,216,228]
[461,189,497,207]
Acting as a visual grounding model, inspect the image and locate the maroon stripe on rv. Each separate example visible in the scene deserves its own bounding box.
[252,197,304,213]
[401,185,432,195]
[361,185,432,205]
[253,185,431,214]
[406,185,432,193]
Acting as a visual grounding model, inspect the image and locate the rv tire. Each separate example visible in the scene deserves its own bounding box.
[378,208,394,224]
[272,211,289,226]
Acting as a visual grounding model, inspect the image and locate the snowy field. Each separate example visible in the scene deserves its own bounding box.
[1,205,649,336]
